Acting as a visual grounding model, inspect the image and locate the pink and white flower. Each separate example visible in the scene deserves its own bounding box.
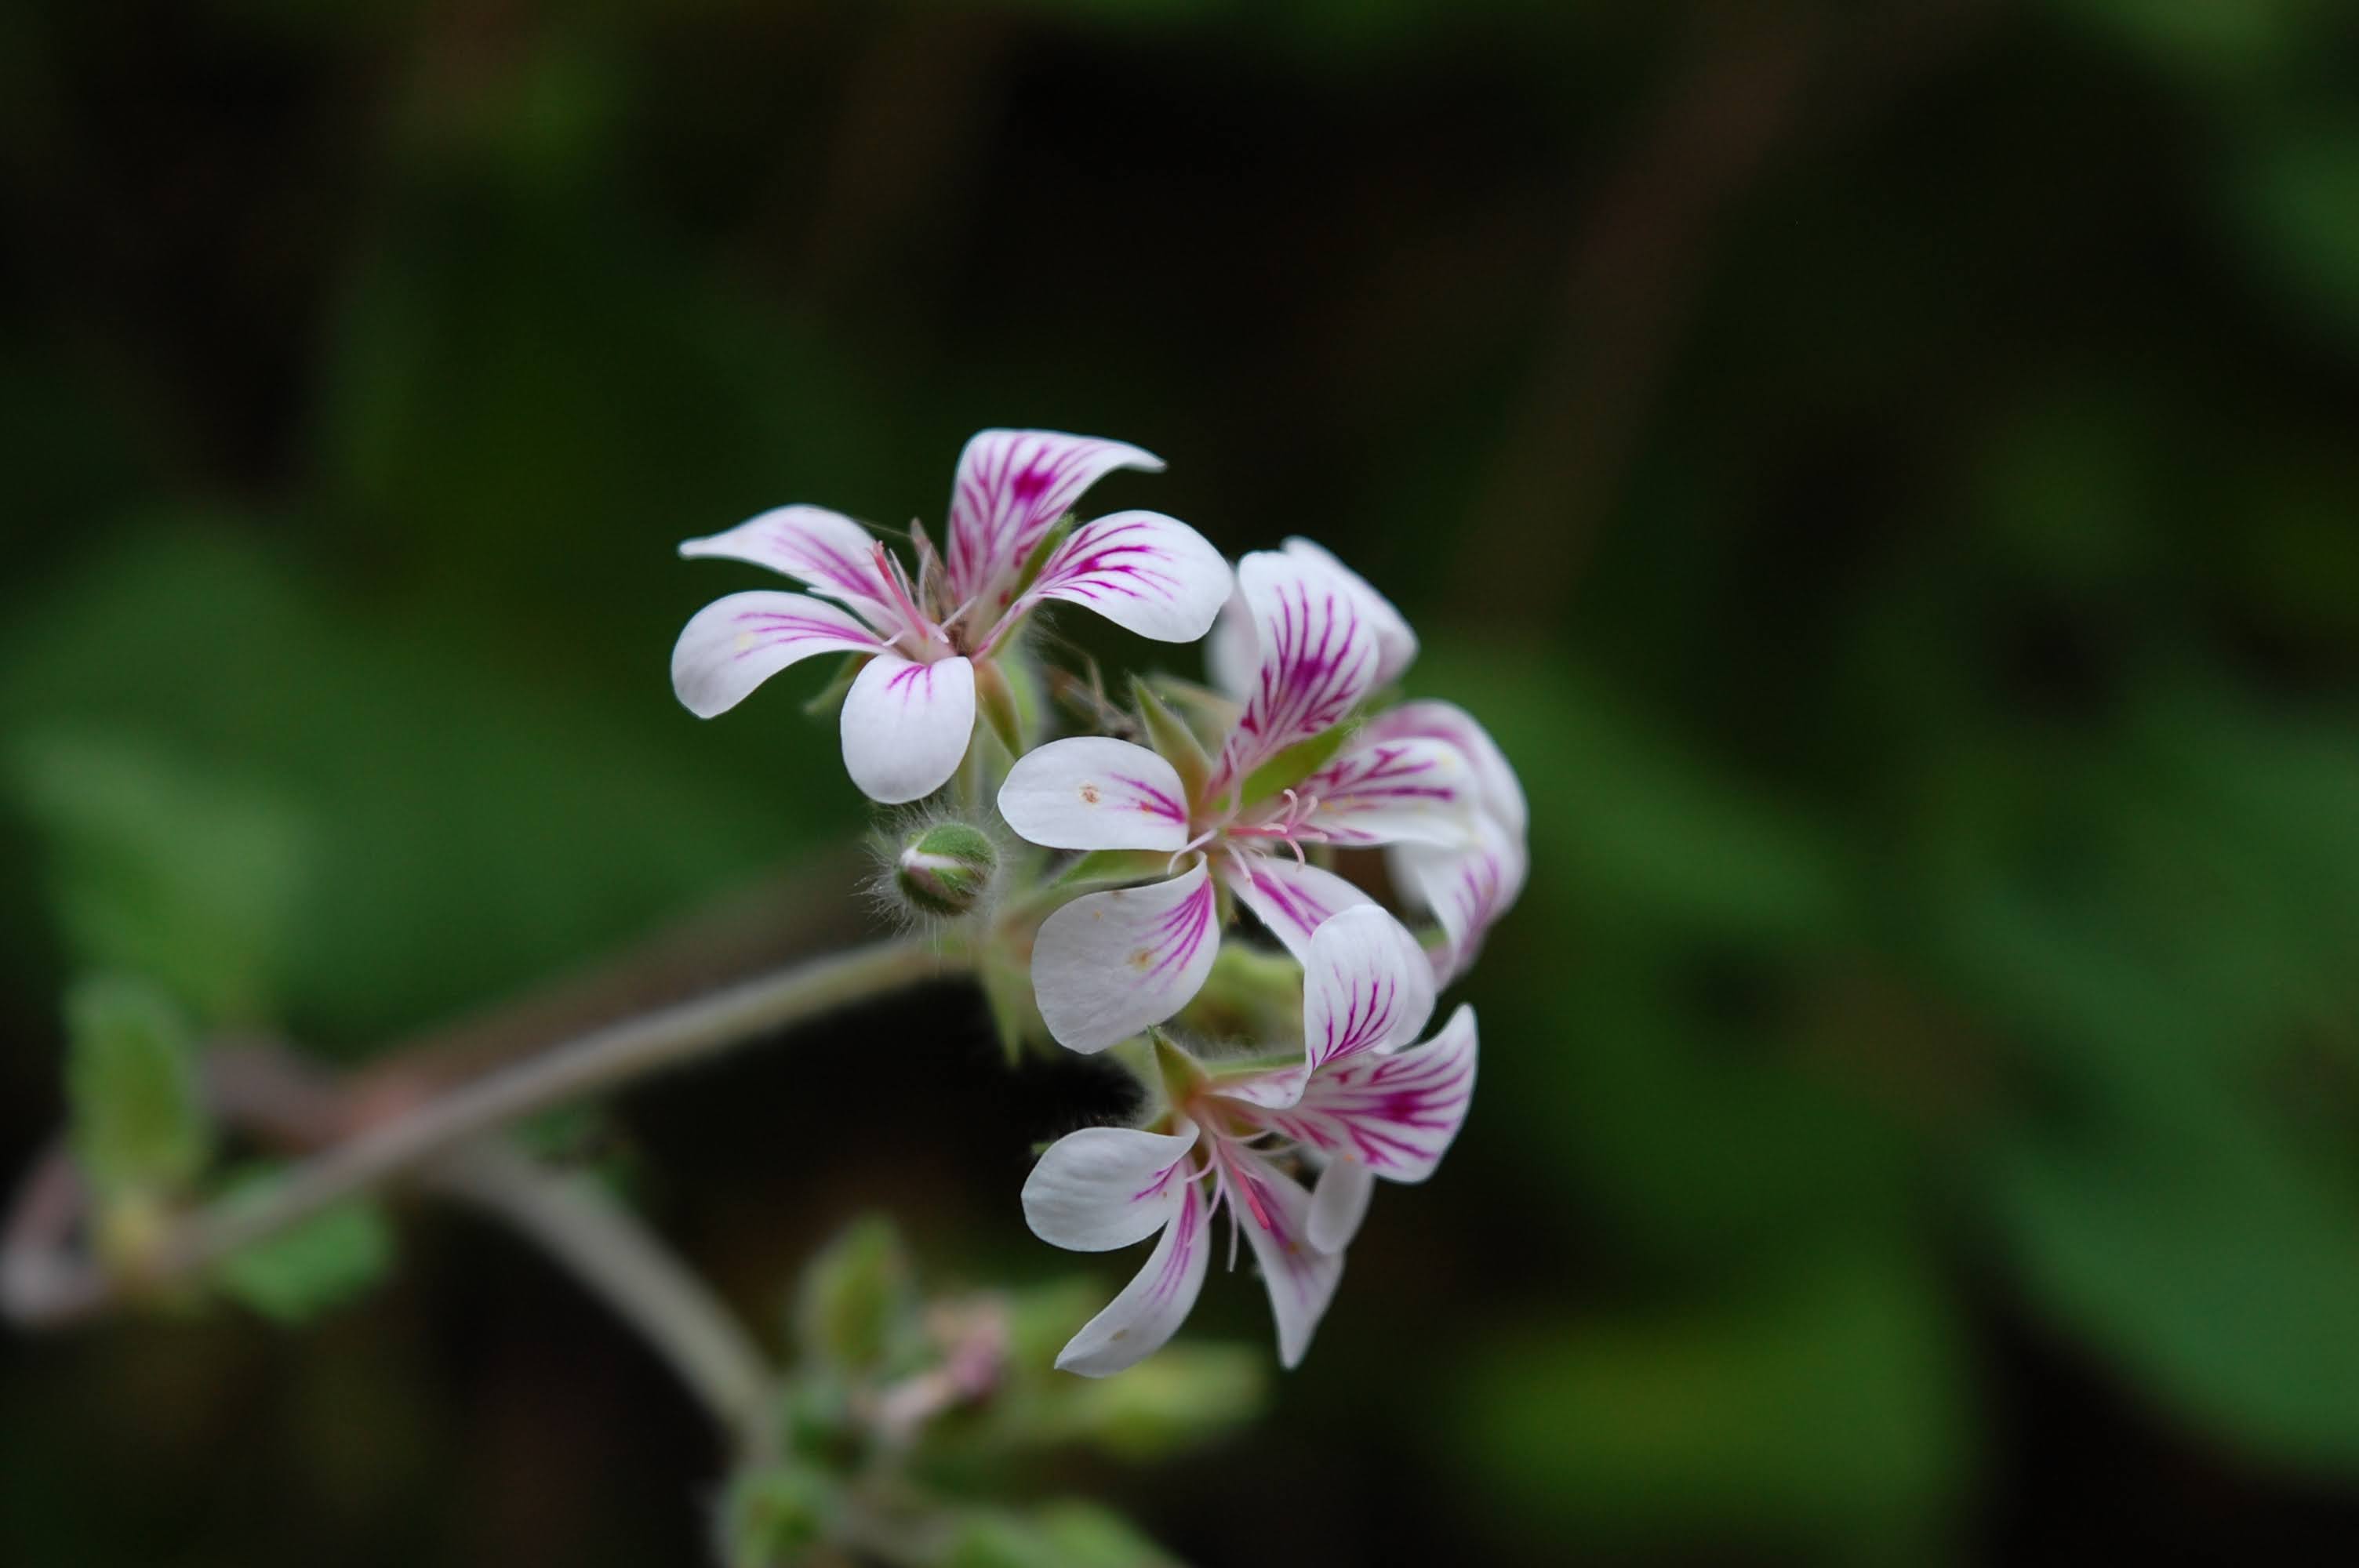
[1361,700,1529,983]
[1021,906,1477,1374]
[1000,546,1489,1052]
[671,430,1230,804]
[1211,546,1530,982]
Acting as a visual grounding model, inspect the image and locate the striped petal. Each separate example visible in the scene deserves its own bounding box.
[840,652,976,804]
[1214,549,1381,789]
[1222,852,1374,964]
[946,430,1163,609]
[1055,1176,1212,1377]
[1258,1004,1477,1189]
[1361,699,1527,838]
[1213,1142,1342,1370]
[1015,510,1230,644]
[997,737,1191,852]
[678,506,899,630]
[1302,735,1481,848]
[671,591,884,719]
[1033,863,1220,1054]
[1308,1156,1376,1254]
[1205,539,1416,702]
[1280,538,1417,688]
[1394,815,1527,985]
[1301,905,1436,1073]
[1023,1121,1200,1252]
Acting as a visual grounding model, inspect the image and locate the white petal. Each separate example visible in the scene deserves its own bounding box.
[1362,699,1528,838]
[1222,852,1374,964]
[1264,1004,1478,1189]
[1213,548,1382,789]
[1308,1156,1376,1254]
[1055,1178,1212,1377]
[671,591,884,719]
[1302,735,1481,848]
[1205,583,1257,699]
[678,506,898,628]
[1393,815,1527,984]
[1283,537,1417,688]
[1216,1143,1343,1370]
[945,430,1164,608]
[839,652,976,804]
[1023,1122,1201,1252]
[997,737,1190,852]
[1018,510,1231,643]
[1302,905,1438,1072]
[1032,863,1221,1053]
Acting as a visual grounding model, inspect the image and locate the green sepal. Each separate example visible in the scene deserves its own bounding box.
[979,946,1045,1066]
[1174,942,1305,1047]
[1145,675,1239,752]
[213,1167,394,1323]
[64,974,211,1205]
[1148,1030,1208,1105]
[800,651,867,717]
[1130,676,1211,807]
[976,659,1025,758]
[1010,514,1077,600]
[1238,718,1358,808]
[1051,849,1172,891]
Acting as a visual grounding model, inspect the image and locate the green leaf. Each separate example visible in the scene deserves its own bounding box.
[717,1460,837,1568]
[792,1214,917,1374]
[64,974,210,1202]
[1456,1250,1968,1555]
[1989,1120,2359,1472]
[13,732,310,1024]
[214,1171,394,1324]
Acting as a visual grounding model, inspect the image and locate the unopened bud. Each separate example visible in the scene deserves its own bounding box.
[894,823,997,918]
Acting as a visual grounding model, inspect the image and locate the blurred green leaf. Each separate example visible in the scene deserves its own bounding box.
[793,1214,918,1376]
[945,1501,1184,1568]
[1418,643,1853,942]
[214,1171,395,1325]
[63,974,210,1203]
[1990,1120,2359,1472]
[2230,114,2359,346]
[1457,1250,1969,1557]
[13,732,310,1025]
[0,525,816,1044]
[717,1459,836,1568]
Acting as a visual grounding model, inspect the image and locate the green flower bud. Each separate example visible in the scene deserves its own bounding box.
[894,822,997,919]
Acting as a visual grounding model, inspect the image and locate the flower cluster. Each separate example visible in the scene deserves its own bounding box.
[673,430,1525,1375]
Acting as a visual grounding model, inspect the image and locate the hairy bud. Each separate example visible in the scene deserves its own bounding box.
[893,822,998,918]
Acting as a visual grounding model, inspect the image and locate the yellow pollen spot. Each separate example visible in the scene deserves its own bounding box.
[1079,782,1102,805]
[1127,947,1155,971]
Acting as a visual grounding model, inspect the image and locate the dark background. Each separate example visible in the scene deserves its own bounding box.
[7,1,2359,1563]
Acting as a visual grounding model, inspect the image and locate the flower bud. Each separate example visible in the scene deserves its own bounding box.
[893,822,997,919]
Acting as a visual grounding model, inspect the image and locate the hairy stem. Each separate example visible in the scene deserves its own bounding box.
[160,938,956,1279]
[2,935,964,1327]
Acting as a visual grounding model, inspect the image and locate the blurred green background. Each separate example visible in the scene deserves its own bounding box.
[7,0,2359,1562]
